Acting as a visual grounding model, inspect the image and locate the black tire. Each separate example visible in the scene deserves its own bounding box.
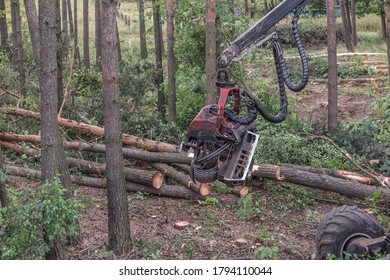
[316,205,385,259]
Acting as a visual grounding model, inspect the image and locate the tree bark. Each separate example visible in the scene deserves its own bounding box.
[67,0,74,37]
[24,0,41,71]
[10,0,26,96]
[5,165,203,200]
[205,0,217,104]
[166,0,176,123]
[385,0,390,82]
[0,0,8,49]
[339,0,354,52]
[38,0,69,260]
[0,107,181,153]
[62,0,68,36]
[327,0,338,133]
[350,0,357,47]
[153,0,165,118]
[244,0,249,14]
[101,0,131,254]
[138,0,148,59]
[56,0,64,104]
[382,12,387,41]
[95,0,102,70]
[74,0,80,64]
[116,21,122,62]
[0,147,9,207]
[251,164,390,203]
[263,0,269,14]
[83,0,90,69]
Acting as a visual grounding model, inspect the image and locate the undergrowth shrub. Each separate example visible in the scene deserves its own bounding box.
[0,178,80,260]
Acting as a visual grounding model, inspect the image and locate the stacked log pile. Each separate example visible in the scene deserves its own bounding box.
[1,107,390,203]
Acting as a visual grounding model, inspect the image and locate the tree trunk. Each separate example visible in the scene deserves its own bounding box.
[62,0,68,36]
[0,0,8,49]
[0,107,181,153]
[74,0,80,64]
[95,0,102,70]
[263,0,269,14]
[138,0,148,59]
[116,21,122,62]
[382,11,387,41]
[385,0,390,82]
[56,0,64,105]
[0,147,9,207]
[251,164,390,203]
[83,0,90,69]
[153,0,165,118]
[67,0,74,37]
[339,0,354,52]
[10,0,26,96]
[166,0,176,123]
[244,0,249,14]
[250,0,256,18]
[205,0,217,104]
[350,0,357,47]
[24,0,40,70]
[5,165,203,201]
[38,0,67,260]
[101,0,131,254]
[327,0,338,133]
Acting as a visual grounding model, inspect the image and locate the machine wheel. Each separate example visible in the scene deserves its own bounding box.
[316,205,385,259]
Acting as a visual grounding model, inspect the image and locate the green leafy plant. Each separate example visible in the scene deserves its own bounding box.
[236,194,260,221]
[0,178,80,260]
[253,246,279,260]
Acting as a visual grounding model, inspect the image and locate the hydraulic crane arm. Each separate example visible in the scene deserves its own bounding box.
[217,0,312,68]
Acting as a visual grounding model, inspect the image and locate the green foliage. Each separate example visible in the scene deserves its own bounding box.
[0,178,80,260]
[371,95,390,119]
[201,196,219,206]
[236,194,260,221]
[253,246,279,260]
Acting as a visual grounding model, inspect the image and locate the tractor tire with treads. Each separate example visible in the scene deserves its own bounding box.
[316,205,385,259]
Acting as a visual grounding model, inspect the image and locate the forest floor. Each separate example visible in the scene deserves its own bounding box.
[7,57,390,260]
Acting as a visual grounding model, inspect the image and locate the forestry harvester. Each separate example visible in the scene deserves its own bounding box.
[181,0,390,260]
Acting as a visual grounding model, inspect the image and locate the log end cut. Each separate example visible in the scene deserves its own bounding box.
[174,221,190,230]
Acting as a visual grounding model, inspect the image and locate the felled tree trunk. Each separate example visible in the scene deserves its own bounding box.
[252,164,390,203]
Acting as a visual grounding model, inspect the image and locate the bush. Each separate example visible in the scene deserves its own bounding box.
[0,178,80,260]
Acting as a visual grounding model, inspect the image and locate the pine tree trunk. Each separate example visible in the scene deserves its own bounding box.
[244,0,249,14]
[0,147,9,208]
[263,0,268,14]
[350,0,357,46]
[95,0,102,70]
[74,0,80,64]
[250,0,255,18]
[67,0,74,37]
[62,0,68,36]
[382,12,387,41]
[339,0,354,52]
[10,0,26,96]
[205,0,217,104]
[24,0,40,69]
[116,21,122,62]
[38,0,65,260]
[56,0,64,104]
[166,0,176,123]
[327,0,338,133]
[101,0,131,254]
[153,0,165,118]
[138,0,148,59]
[0,0,8,49]
[385,0,390,82]
[83,0,90,69]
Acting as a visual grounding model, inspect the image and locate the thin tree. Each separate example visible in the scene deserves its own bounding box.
[0,0,8,49]
[138,0,148,59]
[56,0,64,103]
[263,0,269,14]
[10,0,26,96]
[95,0,102,70]
[39,0,73,259]
[74,0,80,64]
[24,0,40,70]
[339,0,354,52]
[153,0,165,117]
[101,0,131,254]
[116,21,122,62]
[244,0,249,14]
[385,0,390,82]
[205,0,217,104]
[62,0,68,36]
[68,0,74,37]
[83,0,90,69]
[250,0,256,18]
[350,0,357,46]
[166,0,176,123]
[327,0,338,133]
[0,147,9,208]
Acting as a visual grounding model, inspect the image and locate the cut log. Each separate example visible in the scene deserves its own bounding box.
[252,164,390,203]
[151,162,210,196]
[4,164,202,200]
[0,133,191,164]
[0,140,164,189]
[0,107,180,153]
